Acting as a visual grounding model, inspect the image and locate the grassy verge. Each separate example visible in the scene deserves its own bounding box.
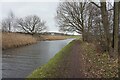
[80,42,118,78]
[27,40,76,78]
[2,32,37,50]
[67,35,81,40]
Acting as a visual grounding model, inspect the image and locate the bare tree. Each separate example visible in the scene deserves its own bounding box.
[113,2,119,54]
[91,1,113,54]
[2,11,15,32]
[2,19,9,32]
[84,3,103,42]
[87,1,120,55]
[17,15,47,35]
[56,1,86,41]
[56,0,119,55]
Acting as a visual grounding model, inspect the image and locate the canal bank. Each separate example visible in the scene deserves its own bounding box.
[28,40,83,78]
[28,40,118,78]
[2,32,37,50]
[2,39,74,78]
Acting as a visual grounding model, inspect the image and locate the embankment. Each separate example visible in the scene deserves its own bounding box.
[2,32,37,50]
[28,40,118,78]
[27,40,76,78]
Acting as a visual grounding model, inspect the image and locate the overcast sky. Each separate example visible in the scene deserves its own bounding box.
[0,1,60,32]
[0,0,114,33]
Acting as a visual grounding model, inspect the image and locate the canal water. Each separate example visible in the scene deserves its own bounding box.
[2,39,74,78]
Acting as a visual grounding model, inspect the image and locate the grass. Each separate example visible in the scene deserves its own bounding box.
[27,40,75,78]
[2,32,37,50]
[67,35,81,40]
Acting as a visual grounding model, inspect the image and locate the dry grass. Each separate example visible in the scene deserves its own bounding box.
[2,32,37,50]
[2,32,80,50]
[35,35,68,41]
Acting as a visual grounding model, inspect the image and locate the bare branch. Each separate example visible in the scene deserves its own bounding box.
[108,7,114,11]
[91,2,101,8]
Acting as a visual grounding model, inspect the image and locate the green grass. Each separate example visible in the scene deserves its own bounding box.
[66,35,81,40]
[27,40,76,78]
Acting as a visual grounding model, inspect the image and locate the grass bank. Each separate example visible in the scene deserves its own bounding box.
[2,32,37,50]
[27,40,76,78]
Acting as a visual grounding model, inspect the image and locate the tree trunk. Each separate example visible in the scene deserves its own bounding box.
[100,2,111,53]
[82,29,85,41]
[8,22,11,32]
[113,2,119,54]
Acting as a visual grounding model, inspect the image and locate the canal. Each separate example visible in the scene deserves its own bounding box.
[2,39,74,78]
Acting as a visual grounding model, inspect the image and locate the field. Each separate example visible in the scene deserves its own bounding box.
[2,32,37,50]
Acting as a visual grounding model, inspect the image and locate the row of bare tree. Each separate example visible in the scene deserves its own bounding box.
[2,12,46,35]
[56,0,120,56]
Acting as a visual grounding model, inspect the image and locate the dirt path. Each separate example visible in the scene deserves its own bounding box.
[69,41,84,78]
[56,40,85,78]
[59,40,118,78]
[68,40,85,78]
